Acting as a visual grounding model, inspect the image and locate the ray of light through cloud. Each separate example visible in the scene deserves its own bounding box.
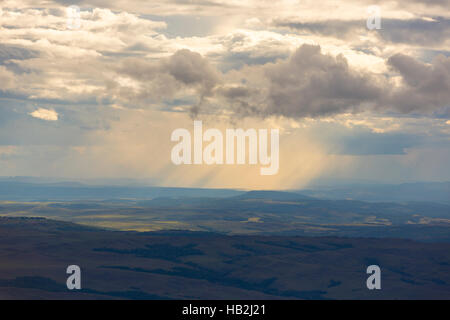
[0,0,449,188]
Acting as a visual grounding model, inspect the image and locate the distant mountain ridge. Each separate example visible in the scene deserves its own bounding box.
[233,190,315,201]
[299,182,450,204]
[0,177,448,204]
[0,180,243,201]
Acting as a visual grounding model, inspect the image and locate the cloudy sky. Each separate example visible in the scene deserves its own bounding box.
[0,0,449,189]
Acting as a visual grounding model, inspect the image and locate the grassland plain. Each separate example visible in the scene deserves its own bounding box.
[0,217,449,300]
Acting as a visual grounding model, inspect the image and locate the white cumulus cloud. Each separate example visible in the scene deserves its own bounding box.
[29,108,59,121]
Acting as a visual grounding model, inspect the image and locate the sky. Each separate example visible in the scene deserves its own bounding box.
[0,0,449,189]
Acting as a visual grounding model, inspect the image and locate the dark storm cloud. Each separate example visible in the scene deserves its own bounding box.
[218,45,449,118]
[220,44,385,118]
[113,49,220,105]
[387,53,450,113]
[167,49,219,94]
[264,45,384,117]
[218,86,253,99]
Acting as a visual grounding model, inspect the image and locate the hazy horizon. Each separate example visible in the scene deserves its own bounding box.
[0,175,449,188]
